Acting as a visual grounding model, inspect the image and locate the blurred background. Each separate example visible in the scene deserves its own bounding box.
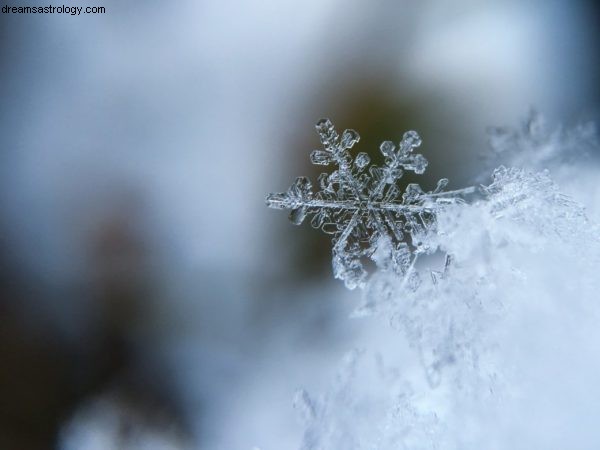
[0,0,599,448]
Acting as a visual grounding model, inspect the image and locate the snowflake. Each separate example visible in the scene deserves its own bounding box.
[266,119,474,289]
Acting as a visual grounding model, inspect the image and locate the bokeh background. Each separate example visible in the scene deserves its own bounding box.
[0,0,599,448]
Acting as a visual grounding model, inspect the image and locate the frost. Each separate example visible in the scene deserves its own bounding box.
[295,349,444,450]
[266,119,474,289]
[265,116,600,449]
[482,166,590,243]
[287,163,600,449]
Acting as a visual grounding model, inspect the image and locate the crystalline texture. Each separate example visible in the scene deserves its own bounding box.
[266,119,474,289]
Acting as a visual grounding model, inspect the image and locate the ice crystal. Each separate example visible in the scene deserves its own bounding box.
[266,119,474,289]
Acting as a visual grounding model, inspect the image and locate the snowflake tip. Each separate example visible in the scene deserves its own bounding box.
[401,130,422,152]
[341,129,360,149]
[354,152,370,170]
[412,154,428,174]
[311,150,333,165]
[434,178,449,193]
[380,141,396,158]
[265,192,288,209]
[315,118,337,147]
[316,118,334,133]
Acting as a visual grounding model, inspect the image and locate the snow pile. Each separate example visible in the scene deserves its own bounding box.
[270,116,600,449]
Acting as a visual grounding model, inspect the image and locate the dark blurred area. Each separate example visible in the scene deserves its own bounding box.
[0,0,599,448]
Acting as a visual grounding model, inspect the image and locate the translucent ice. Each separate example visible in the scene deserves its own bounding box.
[266,119,473,289]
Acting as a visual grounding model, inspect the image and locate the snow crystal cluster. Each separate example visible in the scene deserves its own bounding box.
[267,116,600,449]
